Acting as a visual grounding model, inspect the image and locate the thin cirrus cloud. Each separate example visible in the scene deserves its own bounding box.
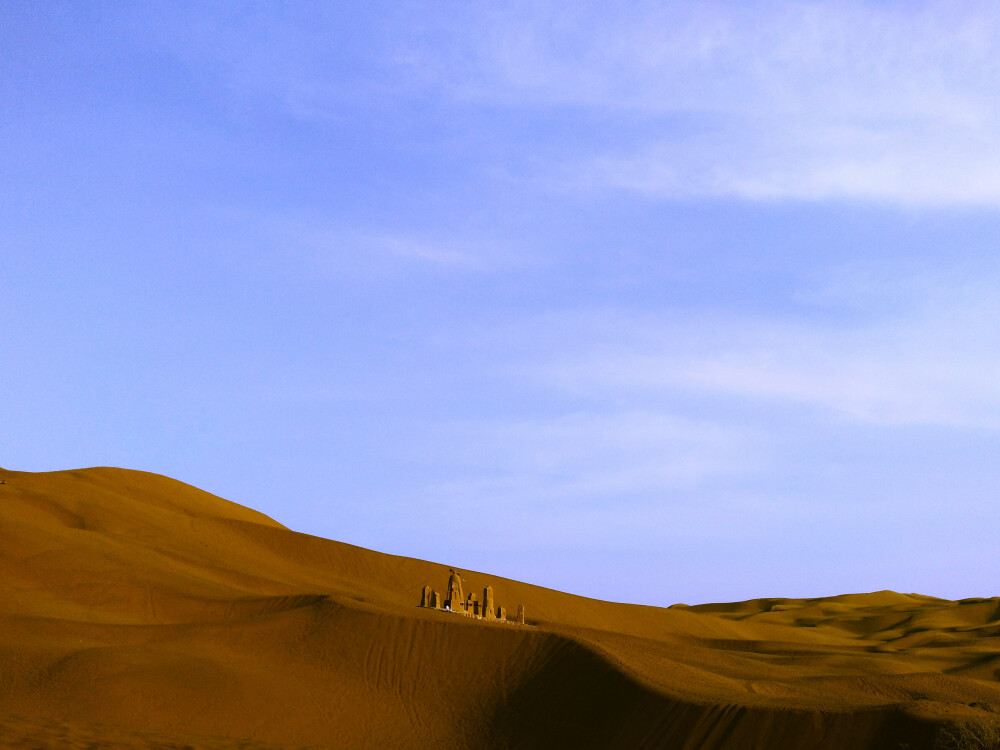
[441,410,758,495]
[249,213,523,278]
[134,2,1000,207]
[403,1,1000,206]
[526,271,1000,430]
[410,409,763,550]
[577,125,1000,205]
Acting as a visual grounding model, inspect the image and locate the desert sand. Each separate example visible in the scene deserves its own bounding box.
[1,467,998,749]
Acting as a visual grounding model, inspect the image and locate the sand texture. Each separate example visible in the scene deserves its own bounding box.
[1,467,999,749]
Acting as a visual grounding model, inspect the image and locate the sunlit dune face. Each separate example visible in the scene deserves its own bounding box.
[1,467,997,749]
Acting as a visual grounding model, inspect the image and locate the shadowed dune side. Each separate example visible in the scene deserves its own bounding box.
[1,467,997,749]
[0,597,942,750]
[486,634,942,750]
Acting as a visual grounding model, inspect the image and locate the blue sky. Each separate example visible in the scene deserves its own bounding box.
[4,1,1000,605]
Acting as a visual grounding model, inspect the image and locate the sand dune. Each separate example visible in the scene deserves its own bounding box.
[1,467,998,748]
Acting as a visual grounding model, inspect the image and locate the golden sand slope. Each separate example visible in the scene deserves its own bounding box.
[1,467,998,749]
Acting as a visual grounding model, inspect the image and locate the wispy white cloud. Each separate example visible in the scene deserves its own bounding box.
[432,2,998,117]
[576,118,1000,206]
[247,212,524,277]
[139,2,1000,206]
[405,1,1000,205]
[530,269,1000,429]
[443,410,758,493]
[414,410,764,547]
[339,233,494,270]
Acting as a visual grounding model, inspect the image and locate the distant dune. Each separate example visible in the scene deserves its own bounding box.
[1,467,998,749]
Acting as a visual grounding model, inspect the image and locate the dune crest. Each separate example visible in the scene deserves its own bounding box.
[1,467,998,749]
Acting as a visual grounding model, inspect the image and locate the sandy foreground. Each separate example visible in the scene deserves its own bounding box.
[1,466,998,749]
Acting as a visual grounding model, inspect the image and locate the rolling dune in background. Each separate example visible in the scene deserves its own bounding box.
[1,467,998,749]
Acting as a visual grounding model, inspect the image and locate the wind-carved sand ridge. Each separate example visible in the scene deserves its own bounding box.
[2,467,999,749]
